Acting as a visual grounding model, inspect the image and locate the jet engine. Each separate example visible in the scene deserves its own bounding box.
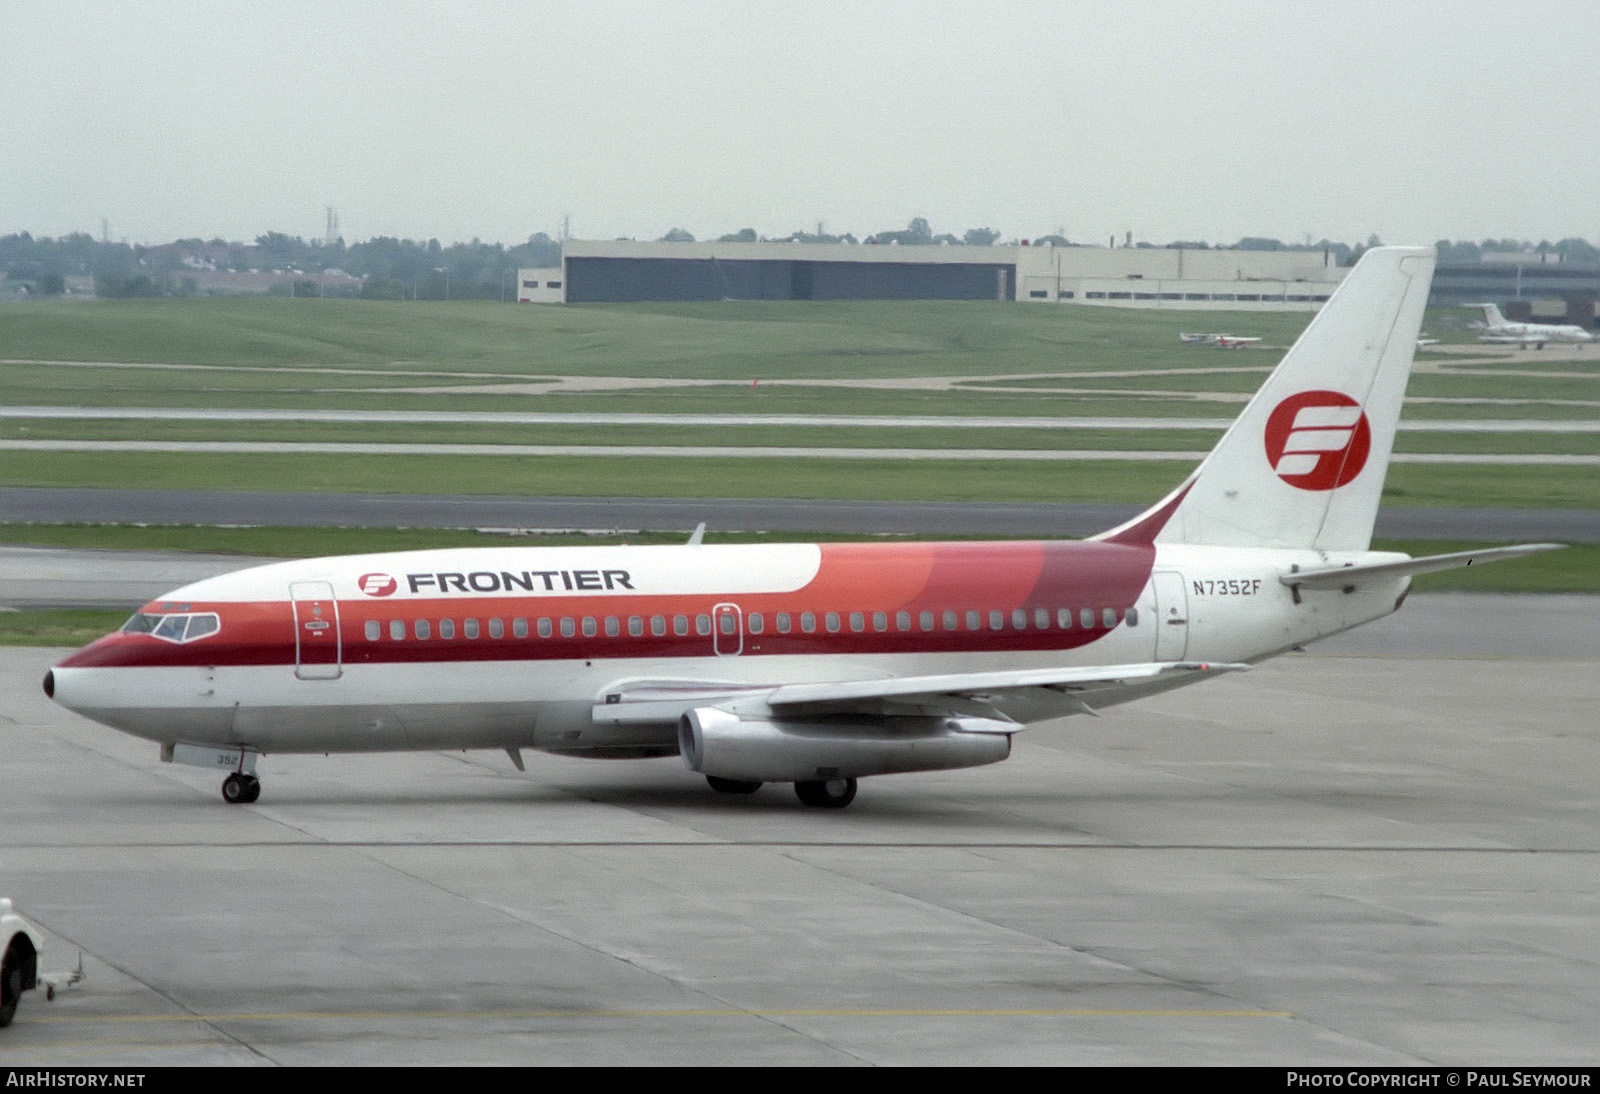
[677,706,1012,784]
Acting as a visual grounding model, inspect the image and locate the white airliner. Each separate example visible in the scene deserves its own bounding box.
[45,248,1559,809]
[1470,302,1596,348]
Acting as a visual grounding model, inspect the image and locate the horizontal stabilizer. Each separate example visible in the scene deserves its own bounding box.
[1281,543,1564,591]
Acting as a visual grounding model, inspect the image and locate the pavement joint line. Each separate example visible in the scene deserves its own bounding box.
[5,841,1596,852]
[24,1007,1298,1024]
[4,440,1598,464]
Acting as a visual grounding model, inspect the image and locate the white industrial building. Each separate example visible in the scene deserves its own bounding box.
[521,241,1347,310]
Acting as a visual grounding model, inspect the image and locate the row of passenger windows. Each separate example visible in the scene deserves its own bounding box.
[363,606,1134,642]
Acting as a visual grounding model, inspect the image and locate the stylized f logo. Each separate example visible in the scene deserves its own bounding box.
[1264,391,1371,491]
[358,573,398,597]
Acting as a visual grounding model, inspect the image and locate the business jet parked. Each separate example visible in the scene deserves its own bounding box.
[46,248,1559,809]
[1470,302,1596,348]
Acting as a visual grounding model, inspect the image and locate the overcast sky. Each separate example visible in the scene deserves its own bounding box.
[5,1,1597,248]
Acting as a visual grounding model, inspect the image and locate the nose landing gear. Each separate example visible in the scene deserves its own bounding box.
[222,772,261,804]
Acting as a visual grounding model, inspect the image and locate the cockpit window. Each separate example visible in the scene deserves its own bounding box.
[122,611,223,644]
[153,615,187,641]
[184,614,220,641]
[121,613,160,635]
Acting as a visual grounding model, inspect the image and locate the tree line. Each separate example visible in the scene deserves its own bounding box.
[6,224,1600,299]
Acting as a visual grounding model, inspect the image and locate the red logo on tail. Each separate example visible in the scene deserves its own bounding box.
[1264,391,1371,491]
[358,573,398,597]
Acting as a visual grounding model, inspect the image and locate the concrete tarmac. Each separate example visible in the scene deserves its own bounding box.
[1,597,1596,1065]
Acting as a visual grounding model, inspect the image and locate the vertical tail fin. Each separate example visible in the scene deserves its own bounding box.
[1097,246,1435,551]
[1476,302,1507,328]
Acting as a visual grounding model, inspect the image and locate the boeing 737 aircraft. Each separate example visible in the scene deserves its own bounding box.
[1470,302,1596,348]
[45,248,1559,808]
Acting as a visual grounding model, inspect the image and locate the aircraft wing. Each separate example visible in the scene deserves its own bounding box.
[592,661,1247,727]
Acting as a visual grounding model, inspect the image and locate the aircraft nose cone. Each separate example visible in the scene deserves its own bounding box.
[42,669,55,698]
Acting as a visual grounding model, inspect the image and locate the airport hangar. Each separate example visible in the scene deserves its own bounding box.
[519,241,1600,326]
[518,240,1346,310]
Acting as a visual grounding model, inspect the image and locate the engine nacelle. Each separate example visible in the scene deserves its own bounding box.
[677,707,1013,783]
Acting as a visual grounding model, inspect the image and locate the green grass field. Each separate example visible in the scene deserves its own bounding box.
[2,296,1595,509]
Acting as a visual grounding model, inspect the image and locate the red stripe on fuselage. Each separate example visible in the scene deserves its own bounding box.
[58,539,1156,669]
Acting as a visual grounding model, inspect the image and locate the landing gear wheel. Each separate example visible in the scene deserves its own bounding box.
[222,773,260,804]
[1,949,26,1029]
[707,776,762,795]
[794,777,857,809]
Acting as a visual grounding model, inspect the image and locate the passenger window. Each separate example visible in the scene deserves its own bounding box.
[896,611,911,631]
[365,620,381,641]
[604,616,619,637]
[719,613,736,636]
[415,619,431,640]
[582,617,597,637]
[966,610,981,631]
[1103,608,1118,628]
[1080,608,1095,629]
[674,615,689,636]
[748,613,764,635]
[489,618,504,639]
[439,619,455,639]
[1012,609,1027,629]
[989,610,1004,631]
[943,610,958,630]
[1125,607,1138,627]
[629,616,644,637]
[513,618,528,638]
[849,612,864,633]
[651,615,666,636]
[560,618,575,638]
[825,612,841,633]
[390,619,405,640]
[920,611,934,631]
[801,612,816,633]
[696,614,711,636]
[1035,608,1049,630]
[873,611,888,632]
[776,612,792,633]
[1058,609,1072,630]
[536,618,551,638]
[464,619,479,639]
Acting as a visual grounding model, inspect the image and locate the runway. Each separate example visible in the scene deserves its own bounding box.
[6,438,1598,465]
[4,487,1597,544]
[1,596,1596,1065]
[6,405,1599,433]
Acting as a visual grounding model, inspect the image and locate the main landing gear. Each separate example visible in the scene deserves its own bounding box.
[794,777,857,809]
[703,774,860,808]
[222,772,261,804]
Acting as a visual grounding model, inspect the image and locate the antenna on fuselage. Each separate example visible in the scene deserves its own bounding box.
[687,522,706,547]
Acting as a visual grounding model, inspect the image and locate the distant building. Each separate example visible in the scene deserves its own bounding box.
[515,267,564,303]
[529,240,1347,310]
